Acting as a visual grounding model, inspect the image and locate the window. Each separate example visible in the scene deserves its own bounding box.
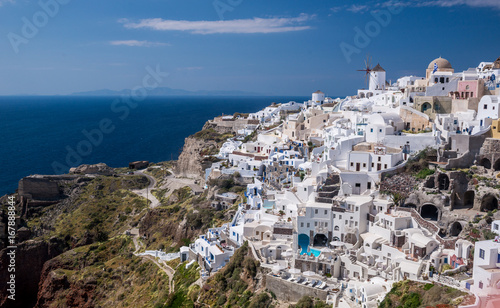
[301,222,304,227]
[371,163,374,167]
[479,281,483,289]
[384,164,388,169]
[304,188,307,192]
[325,223,328,227]
[495,224,499,230]
[339,215,342,219]
[370,128,373,132]
[379,129,382,133]
[480,249,485,259]
[324,210,327,215]
[333,214,336,218]
[307,223,310,228]
[351,162,354,167]
[315,209,318,214]
[363,163,366,167]
[355,183,361,187]
[345,220,348,224]
[484,104,488,109]
[315,222,318,226]
[378,157,381,162]
[256,231,260,235]
[367,182,372,189]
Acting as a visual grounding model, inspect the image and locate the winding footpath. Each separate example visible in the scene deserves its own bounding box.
[131,170,161,208]
[128,227,176,293]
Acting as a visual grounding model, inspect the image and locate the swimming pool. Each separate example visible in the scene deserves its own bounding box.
[308,249,321,257]
[262,200,275,209]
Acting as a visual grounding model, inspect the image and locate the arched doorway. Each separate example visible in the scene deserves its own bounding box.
[276,246,282,260]
[494,159,500,171]
[298,234,310,254]
[313,234,328,247]
[481,195,499,212]
[421,102,432,113]
[438,174,450,190]
[421,204,439,221]
[480,158,492,169]
[450,222,463,236]
[464,191,475,209]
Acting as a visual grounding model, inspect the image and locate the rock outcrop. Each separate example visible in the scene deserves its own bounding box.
[175,136,218,180]
[69,163,114,175]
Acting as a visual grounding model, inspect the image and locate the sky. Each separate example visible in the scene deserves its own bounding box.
[0,0,499,96]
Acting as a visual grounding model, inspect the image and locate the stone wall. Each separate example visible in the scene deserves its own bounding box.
[18,177,60,200]
[265,275,328,302]
[477,138,500,169]
[273,228,293,236]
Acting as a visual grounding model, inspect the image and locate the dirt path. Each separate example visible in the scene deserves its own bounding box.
[128,228,176,293]
[143,255,176,292]
[131,170,160,208]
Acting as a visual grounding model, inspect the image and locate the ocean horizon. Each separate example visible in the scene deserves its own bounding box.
[0,95,308,196]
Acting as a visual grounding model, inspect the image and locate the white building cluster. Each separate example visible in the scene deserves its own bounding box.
[182,56,500,307]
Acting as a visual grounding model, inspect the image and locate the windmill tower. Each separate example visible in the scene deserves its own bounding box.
[358,56,386,92]
[370,63,386,91]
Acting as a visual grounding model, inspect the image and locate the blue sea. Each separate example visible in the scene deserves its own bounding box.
[0,96,308,196]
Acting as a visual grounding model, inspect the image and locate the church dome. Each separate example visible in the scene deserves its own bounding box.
[428,57,452,70]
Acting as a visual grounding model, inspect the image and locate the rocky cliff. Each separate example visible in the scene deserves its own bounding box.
[175,136,217,180]
[0,238,65,308]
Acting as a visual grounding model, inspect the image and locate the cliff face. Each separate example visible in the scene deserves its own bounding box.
[34,238,170,308]
[175,136,218,180]
[0,238,65,308]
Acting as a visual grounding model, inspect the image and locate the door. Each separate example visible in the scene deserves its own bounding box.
[356,163,360,171]
[377,164,381,171]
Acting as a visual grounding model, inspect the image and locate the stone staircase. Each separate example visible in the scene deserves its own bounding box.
[315,174,340,204]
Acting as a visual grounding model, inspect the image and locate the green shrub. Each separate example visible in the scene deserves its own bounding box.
[415,168,435,179]
[423,283,434,290]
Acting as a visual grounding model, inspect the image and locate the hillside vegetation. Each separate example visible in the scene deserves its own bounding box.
[379,280,467,308]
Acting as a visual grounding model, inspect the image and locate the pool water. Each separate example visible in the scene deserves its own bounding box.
[308,249,321,257]
[263,200,275,209]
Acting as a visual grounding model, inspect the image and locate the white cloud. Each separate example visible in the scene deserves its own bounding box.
[422,0,500,9]
[109,40,169,47]
[120,14,313,34]
[382,0,500,9]
[346,4,370,13]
